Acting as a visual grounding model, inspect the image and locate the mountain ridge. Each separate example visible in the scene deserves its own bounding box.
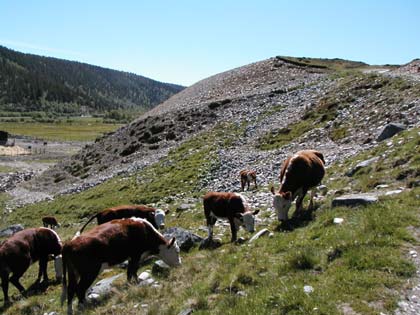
[0,45,184,115]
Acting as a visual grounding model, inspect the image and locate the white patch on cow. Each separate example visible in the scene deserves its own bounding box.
[282,155,298,185]
[158,240,181,267]
[235,193,250,211]
[154,209,166,229]
[42,227,62,245]
[242,212,256,232]
[272,193,292,221]
[130,217,146,223]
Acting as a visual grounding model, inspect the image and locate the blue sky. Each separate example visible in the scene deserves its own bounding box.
[1,0,419,86]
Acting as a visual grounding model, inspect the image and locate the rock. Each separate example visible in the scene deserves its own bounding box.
[87,273,123,301]
[176,203,191,211]
[138,278,155,287]
[0,224,24,237]
[138,271,151,281]
[332,194,378,207]
[178,308,194,315]
[303,285,314,293]
[383,189,404,196]
[163,227,204,252]
[236,237,246,244]
[248,228,270,243]
[199,238,223,250]
[317,185,328,196]
[346,157,379,176]
[152,260,170,276]
[333,218,344,224]
[236,290,247,297]
[377,123,406,141]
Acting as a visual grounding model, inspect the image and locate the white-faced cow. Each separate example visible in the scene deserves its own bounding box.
[42,216,60,229]
[61,218,180,315]
[203,192,260,242]
[240,170,257,191]
[77,205,168,235]
[271,149,325,221]
[0,227,62,306]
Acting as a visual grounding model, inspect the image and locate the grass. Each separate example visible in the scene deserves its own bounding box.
[0,165,19,173]
[0,123,419,315]
[0,117,123,141]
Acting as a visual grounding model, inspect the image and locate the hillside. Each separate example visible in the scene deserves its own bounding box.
[0,56,419,315]
[0,45,184,116]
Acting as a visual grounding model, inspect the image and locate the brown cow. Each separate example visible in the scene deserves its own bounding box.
[240,170,257,191]
[271,149,325,221]
[203,192,259,242]
[77,205,168,235]
[42,216,60,229]
[0,228,62,306]
[61,218,180,314]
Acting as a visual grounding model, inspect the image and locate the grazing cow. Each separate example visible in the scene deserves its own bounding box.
[78,205,168,235]
[0,228,62,306]
[61,218,180,315]
[42,216,60,229]
[203,192,260,242]
[271,149,325,221]
[240,170,257,191]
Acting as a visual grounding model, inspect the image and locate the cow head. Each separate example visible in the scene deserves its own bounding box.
[154,209,169,229]
[271,187,292,221]
[158,237,181,266]
[234,210,260,233]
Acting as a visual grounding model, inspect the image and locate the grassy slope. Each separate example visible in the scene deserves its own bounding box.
[0,116,419,315]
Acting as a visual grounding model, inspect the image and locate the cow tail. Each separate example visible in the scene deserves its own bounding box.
[61,250,67,306]
[78,213,98,234]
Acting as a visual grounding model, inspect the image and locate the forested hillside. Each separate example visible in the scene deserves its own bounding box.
[0,46,184,116]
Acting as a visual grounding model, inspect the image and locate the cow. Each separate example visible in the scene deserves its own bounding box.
[77,205,168,235]
[61,218,181,315]
[0,227,62,306]
[239,170,257,191]
[203,192,260,242]
[271,149,325,222]
[42,216,60,229]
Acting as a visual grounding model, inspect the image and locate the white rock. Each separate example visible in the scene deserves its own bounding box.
[333,218,344,224]
[304,285,314,293]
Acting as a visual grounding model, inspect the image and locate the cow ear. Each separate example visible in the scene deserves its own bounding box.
[270,186,275,195]
[253,209,260,215]
[168,237,176,248]
[284,191,292,200]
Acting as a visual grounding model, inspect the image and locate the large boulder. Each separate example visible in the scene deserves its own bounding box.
[377,123,406,141]
[346,157,379,176]
[332,194,378,207]
[0,224,24,237]
[163,227,204,252]
[87,273,123,301]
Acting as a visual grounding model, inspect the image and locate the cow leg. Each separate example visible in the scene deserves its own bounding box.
[293,189,307,218]
[247,180,250,191]
[228,218,237,242]
[241,179,245,192]
[1,272,10,306]
[76,268,100,306]
[127,257,140,283]
[9,271,26,296]
[67,264,78,315]
[37,256,49,283]
[308,189,315,210]
[206,214,217,240]
[254,178,258,189]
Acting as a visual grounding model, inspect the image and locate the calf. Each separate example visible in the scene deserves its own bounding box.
[203,192,259,242]
[0,228,62,306]
[271,149,325,221]
[61,218,180,315]
[240,169,257,191]
[42,216,60,229]
[78,205,168,234]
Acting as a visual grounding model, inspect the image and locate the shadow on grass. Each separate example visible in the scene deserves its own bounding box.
[275,207,317,232]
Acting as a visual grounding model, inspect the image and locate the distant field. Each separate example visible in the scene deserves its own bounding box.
[0,118,124,141]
